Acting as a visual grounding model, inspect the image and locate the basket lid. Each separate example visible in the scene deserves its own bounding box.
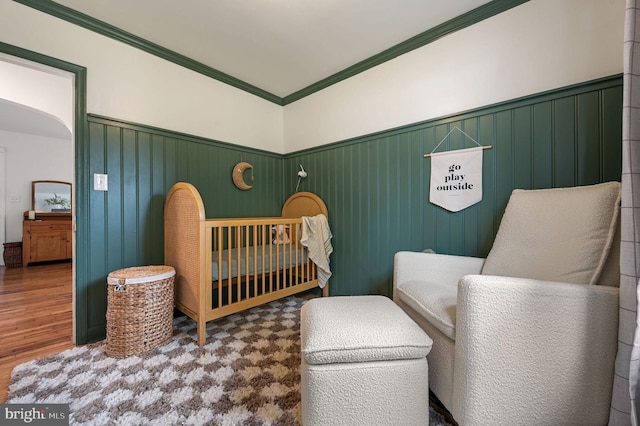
[107,265,175,285]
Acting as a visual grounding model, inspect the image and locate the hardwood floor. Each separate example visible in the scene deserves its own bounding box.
[0,261,74,402]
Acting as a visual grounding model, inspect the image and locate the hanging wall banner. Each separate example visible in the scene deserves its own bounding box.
[429,146,483,212]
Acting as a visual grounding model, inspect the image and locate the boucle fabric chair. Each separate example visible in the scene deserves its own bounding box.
[393,182,621,426]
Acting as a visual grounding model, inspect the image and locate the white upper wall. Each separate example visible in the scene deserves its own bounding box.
[0,0,285,153]
[283,0,625,152]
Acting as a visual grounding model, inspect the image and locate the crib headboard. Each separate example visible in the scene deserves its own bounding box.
[281,191,328,218]
[164,182,206,321]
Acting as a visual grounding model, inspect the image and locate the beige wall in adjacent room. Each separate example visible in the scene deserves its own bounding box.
[0,130,73,243]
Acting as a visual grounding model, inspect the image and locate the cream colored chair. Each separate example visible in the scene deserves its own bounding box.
[393,182,621,426]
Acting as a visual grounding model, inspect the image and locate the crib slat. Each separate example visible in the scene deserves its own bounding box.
[228,226,233,306]
[217,227,223,308]
[269,233,275,292]
[287,224,292,288]
[244,225,250,301]
[275,237,281,291]
[261,225,266,295]
[252,225,257,298]
[237,225,241,301]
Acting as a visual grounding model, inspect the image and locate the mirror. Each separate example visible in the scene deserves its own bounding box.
[32,180,72,213]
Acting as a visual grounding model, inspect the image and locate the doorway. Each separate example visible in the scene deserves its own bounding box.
[0,45,85,345]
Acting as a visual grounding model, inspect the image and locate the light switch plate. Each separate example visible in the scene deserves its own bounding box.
[94,173,108,191]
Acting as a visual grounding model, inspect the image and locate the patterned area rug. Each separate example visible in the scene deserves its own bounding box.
[8,296,452,425]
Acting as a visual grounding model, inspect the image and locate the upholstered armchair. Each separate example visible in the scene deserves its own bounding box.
[393,182,621,426]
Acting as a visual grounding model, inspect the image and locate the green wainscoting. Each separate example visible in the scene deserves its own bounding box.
[285,75,623,297]
[84,116,284,341]
[75,76,624,342]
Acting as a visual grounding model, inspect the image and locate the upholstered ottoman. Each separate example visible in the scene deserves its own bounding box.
[300,295,432,426]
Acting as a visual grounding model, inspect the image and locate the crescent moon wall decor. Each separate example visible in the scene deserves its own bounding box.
[232,161,254,190]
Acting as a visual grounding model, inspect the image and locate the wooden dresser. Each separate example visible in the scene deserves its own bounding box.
[23,212,72,267]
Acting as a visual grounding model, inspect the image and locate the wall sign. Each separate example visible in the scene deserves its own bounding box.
[424,127,491,212]
[429,146,483,212]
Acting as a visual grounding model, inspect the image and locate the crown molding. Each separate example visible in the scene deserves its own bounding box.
[14,0,528,106]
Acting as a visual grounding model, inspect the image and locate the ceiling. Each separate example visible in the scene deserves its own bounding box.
[50,0,492,98]
[0,99,71,140]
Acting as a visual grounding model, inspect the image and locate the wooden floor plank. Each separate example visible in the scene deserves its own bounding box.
[0,262,74,403]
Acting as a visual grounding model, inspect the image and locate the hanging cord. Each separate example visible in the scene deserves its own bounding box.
[424,126,491,158]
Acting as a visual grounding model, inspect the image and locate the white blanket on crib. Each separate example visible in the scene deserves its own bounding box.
[300,214,333,288]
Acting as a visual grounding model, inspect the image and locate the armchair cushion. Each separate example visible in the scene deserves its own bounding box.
[481,182,620,285]
[301,296,432,365]
[397,280,457,340]
[394,253,485,340]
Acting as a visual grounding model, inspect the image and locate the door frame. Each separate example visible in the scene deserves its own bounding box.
[0,42,88,344]
[0,147,5,265]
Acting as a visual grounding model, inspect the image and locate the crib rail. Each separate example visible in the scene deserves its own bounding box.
[203,217,318,318]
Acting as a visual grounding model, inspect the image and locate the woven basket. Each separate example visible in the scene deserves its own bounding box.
[106,265,175,358]
[3,242,22,268]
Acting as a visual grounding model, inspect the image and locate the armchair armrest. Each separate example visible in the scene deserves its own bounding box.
[393,251,484,301]
[453,274,619,425]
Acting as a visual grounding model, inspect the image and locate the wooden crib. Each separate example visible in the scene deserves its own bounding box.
[164,182,329,346]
